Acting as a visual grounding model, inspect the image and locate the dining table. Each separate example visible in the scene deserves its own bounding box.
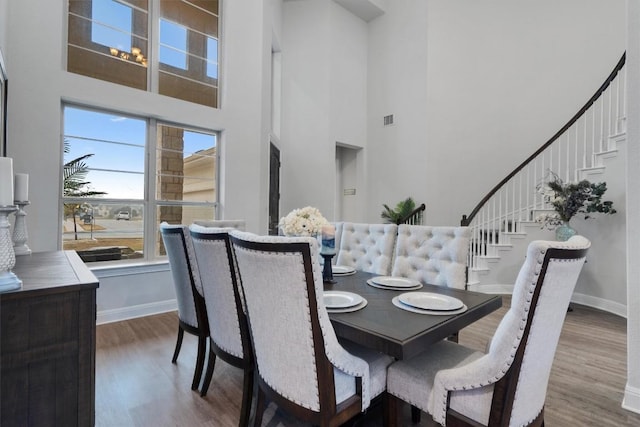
[325,271,502,360]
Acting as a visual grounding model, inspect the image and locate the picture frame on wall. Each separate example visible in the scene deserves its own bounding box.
[0,47,7,157]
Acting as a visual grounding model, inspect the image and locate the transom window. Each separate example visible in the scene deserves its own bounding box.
[62,105,218,263]
[160,19,188,69]
[67,0,220,108]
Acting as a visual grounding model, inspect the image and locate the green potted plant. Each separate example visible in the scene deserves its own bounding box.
[381,197,417,224]
[535,171,616,240]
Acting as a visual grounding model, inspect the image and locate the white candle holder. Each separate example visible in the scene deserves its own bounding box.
[0,205,22,292]
[12,201,31,256]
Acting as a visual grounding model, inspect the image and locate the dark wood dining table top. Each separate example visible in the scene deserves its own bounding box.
[325,271,502,360]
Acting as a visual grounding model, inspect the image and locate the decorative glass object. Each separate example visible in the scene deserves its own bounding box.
[555,222,576,242]
[12,201,31,255]
[0,206,22,292]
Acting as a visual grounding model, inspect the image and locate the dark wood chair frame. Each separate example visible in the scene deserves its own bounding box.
[191,231,255,427]
[162,226,210,391]
[230,237,365,427]
[385,245,588,427]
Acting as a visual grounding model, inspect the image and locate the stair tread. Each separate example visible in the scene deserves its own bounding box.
[595,148,618,157]
[477,255,501,260]
[501,231,527,237]
[580,166,606,173]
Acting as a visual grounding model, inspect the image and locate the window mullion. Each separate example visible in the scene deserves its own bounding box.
[145,118,158,260]
[149,0,159,93]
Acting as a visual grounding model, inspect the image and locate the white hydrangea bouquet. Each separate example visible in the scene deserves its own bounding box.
[279,206,330,237]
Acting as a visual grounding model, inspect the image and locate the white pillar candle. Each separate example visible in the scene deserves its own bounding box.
[0,157,14,206]
[14,173,29,202]
[321,225,336,252]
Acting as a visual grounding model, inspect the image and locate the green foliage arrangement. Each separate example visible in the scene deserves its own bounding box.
[381,197,416,224]
[535,170,616,229]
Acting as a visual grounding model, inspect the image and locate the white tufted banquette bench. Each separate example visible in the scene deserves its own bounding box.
[333,222,471,288]
[391,225,471,289]
[336,222,399,275]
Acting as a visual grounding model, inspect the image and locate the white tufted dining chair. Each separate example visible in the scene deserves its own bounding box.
[192,219,246,231]
[384,235,590,427]
[189,224,254,426]
[159,223,209,391]
[391,225,471,289]
[335,222,398,275]
[230,231,394,427]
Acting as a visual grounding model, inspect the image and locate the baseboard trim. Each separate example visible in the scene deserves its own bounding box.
[470,285,627,318]
[571,292,627,318]
[97,299,177,325]
[623,384,640,414]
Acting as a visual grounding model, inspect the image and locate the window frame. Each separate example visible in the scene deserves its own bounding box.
[61,103,219,265]
[67,0,221,108]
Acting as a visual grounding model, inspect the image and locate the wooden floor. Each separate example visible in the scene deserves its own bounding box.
[96,297,640,426]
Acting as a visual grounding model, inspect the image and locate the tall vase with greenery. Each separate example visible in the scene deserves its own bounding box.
[535,171,616,241]
[63,141,106,240]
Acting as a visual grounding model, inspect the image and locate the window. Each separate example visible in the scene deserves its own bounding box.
[68,0,148,90]
[158,0,219,107]
[67,0,219,108]
[90,0,133,51]
[159,19,188,69]
[206,36,218,79]
[62,105,217,263]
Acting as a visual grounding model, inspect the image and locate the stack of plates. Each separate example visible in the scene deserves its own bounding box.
[332,265,356,276]
[323,290,368,313]
[392,292,467,315]
[366,276,423,291]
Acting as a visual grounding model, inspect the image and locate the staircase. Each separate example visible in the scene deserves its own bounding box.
[462,53,627,293]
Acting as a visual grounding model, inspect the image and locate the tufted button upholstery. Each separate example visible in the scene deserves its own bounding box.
[385,236,591,426]
[391,225,471,289]
[229,231,394,426]
[336,222,398,275]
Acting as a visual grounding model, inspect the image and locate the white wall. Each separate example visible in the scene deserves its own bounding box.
[280,0,368,221]
[281,0,630,323]
[366,1,429,223]
[0,0,7,52]
[3,0,276,319]
[362,0,628,317]
[366,0,626,226]
[625,0,640,414]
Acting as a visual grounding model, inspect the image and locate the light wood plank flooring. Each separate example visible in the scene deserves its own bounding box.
[96,298,640,426]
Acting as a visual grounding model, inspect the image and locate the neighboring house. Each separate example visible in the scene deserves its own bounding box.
[182,146,217,225]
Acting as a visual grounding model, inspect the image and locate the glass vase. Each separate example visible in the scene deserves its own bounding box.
[555,222,576,241]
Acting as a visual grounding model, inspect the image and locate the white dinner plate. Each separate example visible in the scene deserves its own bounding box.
[398,292,464,311]
[332,265,356,275]
[366,279,423,291]
[323,291,364,309]
[371,276,421,289]
[392,296,468,315]
[326,299,368,313]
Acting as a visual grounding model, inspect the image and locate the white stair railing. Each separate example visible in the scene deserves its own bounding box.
[462,53,626,285]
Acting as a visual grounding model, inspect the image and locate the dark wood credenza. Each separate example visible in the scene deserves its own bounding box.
[1,251,99,426]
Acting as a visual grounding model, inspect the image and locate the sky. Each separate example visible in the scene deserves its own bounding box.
[64,107,216,200]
